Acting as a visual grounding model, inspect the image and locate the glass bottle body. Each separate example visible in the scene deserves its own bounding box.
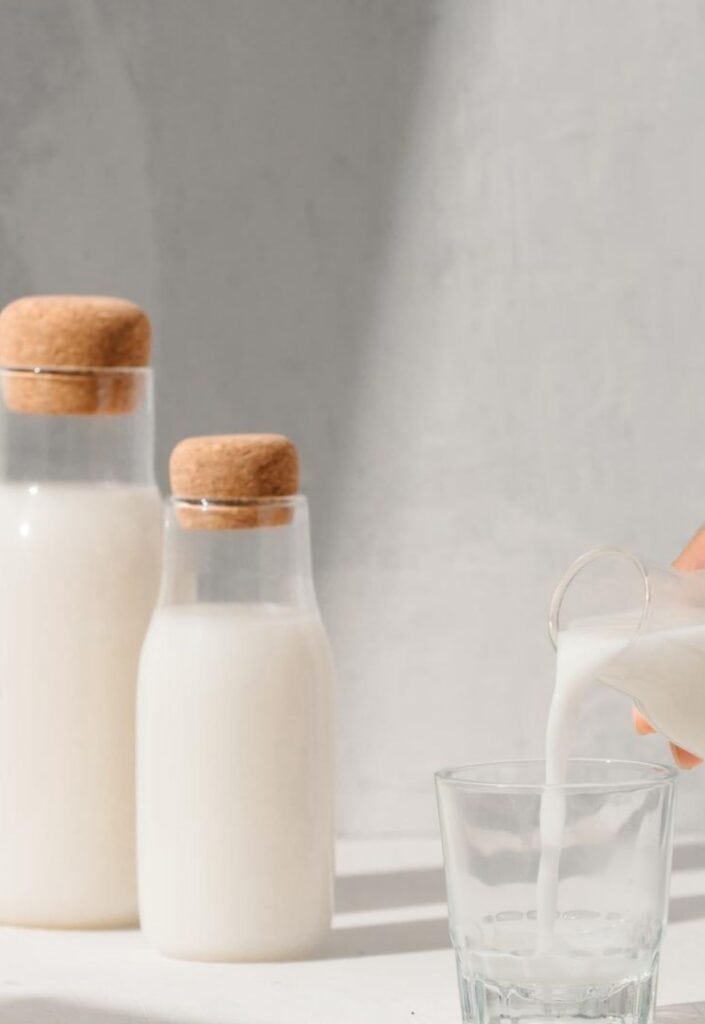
[137,497,334,961]
[0,367,162,927]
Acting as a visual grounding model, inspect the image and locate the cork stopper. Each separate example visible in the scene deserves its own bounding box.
[0,295,151,415]
[170,434,300,530]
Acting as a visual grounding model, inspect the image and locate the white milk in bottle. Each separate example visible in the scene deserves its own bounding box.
[0,296,162,927]
[138,434,334,961]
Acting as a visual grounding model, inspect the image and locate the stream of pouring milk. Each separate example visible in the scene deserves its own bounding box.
[537,614,705,953]
[536,622,627,952]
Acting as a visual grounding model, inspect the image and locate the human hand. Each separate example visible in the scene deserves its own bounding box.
[632,527,705,769]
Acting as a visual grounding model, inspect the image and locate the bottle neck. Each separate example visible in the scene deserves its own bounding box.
[0,367,155,486]
[159,495,318,610]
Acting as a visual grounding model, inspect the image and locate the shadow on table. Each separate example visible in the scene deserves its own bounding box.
[658,1003,705,1022]
[669,893,705,924]
[324,891,705,958]
[668,839,705,924]
[0,997,175,1024]
[323,864,450,958]
[329,836,705,956]
[333,837,705,916]
[672,841,705,872]
[321,915,450,959]
[335,866,445,913]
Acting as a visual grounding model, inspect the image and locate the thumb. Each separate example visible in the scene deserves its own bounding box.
[673,525,705,572]
[670,743,703,770]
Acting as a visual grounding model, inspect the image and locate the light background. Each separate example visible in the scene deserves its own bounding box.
[2,0,705,834]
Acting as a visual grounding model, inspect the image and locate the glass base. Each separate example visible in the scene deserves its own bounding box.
[457,954,658,1024]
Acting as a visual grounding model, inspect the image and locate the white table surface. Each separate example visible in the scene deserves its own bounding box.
[0,836,704,1024]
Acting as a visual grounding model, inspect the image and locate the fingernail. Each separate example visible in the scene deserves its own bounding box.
[632,708,655,735]
[672,746,702,770]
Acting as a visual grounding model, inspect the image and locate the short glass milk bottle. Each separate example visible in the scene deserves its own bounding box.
[137,434,334,961]
[0,295,162,927]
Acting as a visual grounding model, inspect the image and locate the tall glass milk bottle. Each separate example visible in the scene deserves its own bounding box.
[138,434,334,961]
[0,295,162,927]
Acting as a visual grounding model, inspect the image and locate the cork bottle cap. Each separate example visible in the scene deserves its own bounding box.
[170,434,300,530]
[0,295,151,415]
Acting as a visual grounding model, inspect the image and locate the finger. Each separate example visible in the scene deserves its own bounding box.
[670,532,705,767]
[671,532,705,768]
[673,525,705,572]
[670,743,703,770]
[632,707,656,735]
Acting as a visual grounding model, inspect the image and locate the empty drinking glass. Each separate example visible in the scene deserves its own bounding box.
[435,760,676,1024]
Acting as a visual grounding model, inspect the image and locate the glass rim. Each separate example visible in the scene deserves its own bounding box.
[0,364,152,378]
[547,545,649,650]
[434,757,677,795]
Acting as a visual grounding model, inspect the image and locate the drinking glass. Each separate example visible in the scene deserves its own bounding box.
[435,759,676,1024]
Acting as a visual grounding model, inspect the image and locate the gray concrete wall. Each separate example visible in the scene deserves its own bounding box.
[3,0,705,834]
